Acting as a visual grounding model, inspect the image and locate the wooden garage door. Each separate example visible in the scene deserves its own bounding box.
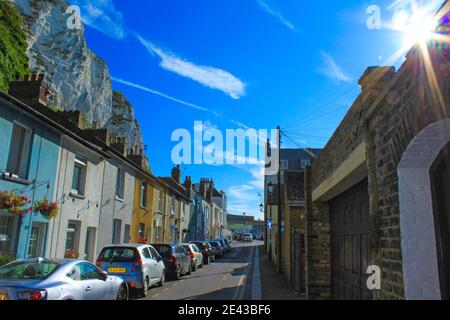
[330,179,371,300]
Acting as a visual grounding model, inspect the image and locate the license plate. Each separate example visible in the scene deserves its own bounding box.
[0,295,7,301]
[108,267,126,273]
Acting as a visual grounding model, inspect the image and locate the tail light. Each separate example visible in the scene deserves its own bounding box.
[167,255,177,264]
[17,290,47,300]
[132,258,142,272]
[189,252,195,259]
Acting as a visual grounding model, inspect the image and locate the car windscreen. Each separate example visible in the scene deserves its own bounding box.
[182,245,192,253]
[210,242,219,247]
[191,242,205,249]
[0,261,59,280]
[99,247,138,262]
[152,245,172,258]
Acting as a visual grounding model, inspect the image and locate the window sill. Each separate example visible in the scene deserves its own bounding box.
[69,192,86,200]
[115,196,124,203]
[1,173,31,185]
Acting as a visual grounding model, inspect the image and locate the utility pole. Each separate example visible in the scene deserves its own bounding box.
[277,125,282,273]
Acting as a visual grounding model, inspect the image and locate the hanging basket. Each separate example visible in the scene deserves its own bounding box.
[0,190,31,217]
[33,198,59,220]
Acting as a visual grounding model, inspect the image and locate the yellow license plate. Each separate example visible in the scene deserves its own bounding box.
[0,295,7,301]
[108,267,126,273]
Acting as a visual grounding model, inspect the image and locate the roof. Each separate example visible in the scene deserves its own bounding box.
[158,177,190,201]
[0,89,163,185]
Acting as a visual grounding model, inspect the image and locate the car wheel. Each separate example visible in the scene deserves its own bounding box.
[192,262,197,272]
[116,284,128,300]
[158,271,165,287]
[186,265,192,275]
[173,266,181,280]
[199,261,203,268]
[141,277,149,298]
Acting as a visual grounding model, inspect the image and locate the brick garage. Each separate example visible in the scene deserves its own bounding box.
[303,14,450,300]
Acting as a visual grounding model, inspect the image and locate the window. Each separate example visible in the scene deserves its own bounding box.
[138,223,145,239]
[301,160,311,168]
[65,221,81,254]
[281,159,289,170]
[115,167,125,199]
[123,225,131,244]
[7,123,33,179]
[141,181,147,208]
[72,156,87,195]
[112,219,122,244]
[0,213,18,256]
[149,246,159,260]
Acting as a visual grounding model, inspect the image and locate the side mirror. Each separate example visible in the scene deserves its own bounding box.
[101,271,108,281]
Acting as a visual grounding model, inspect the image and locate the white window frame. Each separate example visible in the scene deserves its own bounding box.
[115,167,125,200]
[301,159,311,168]
[71,156,87,196]
[281,159,289,170]
[7,122,33,179]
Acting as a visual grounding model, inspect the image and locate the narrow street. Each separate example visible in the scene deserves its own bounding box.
[139,241,263,300]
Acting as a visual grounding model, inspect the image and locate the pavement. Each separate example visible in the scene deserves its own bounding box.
[138,240,303,300]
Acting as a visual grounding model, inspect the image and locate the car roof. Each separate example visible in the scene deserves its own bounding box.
[103,243,151,248]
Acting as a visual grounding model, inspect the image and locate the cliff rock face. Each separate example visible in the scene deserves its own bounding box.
[10,0,143,150]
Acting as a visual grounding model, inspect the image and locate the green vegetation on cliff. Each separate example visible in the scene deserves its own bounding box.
[0,0,29,92]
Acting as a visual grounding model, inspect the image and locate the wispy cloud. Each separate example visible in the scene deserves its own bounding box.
[256,0,300,33]
[70,0,126,39]
[317,51,352,83]
[136,35,246,99]
[111,77,222,117]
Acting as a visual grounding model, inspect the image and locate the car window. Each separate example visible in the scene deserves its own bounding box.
[191,244,199,252]
[152,245,172,258]
[66,267,81,281]
[176,246,186,254]
[141,247,151,259]
[78,263,104,281]
[148,247,159,260]
[182,245,191,253]
[99,247,138,262]
[0,261,59,280]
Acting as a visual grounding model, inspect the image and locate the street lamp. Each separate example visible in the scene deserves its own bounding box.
[242,212,246,232]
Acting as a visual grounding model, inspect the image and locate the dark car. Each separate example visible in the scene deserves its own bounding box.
[215,238,229,253]
[190,241,214,264]
[151,244,191,280]
[208,241,224,258]
[217,238,231,252]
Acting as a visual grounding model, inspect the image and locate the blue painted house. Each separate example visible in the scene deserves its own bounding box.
[0,76,61,260]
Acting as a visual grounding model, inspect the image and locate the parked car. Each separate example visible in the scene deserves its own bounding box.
[0,258,128,300]
[217,237,232,251]
[215,238,229,253]
[96,244,165,298]
[251,234,257,240]
[151,243,191,280]
[190,241,215,264]
[182,243,203,271]
[208,241,224,258]
[242,233,253,242]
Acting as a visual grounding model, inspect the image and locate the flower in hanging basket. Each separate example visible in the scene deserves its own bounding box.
[33,198,59,219]
[64,249,79,259]
[0,190,31,215]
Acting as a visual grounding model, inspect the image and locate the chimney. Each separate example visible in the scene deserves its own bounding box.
[8,73,49,108]
[127,145,145,167]
[111,137,128,156]
[84,128,111,145]
[171,165,181,183]
[184,176,192,191]
[58,111,85,129]
[358,66,396,105]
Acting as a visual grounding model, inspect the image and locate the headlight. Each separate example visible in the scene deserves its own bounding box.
[17,290,47,300]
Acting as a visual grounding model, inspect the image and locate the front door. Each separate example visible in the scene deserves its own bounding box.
[431,146,450,299]
[28,222,46,258]
[330,179,371,300]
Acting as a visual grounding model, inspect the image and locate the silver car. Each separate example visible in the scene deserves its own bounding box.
[0,258,128,300]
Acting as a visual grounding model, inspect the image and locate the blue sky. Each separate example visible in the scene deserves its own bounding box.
[68,0,444,219]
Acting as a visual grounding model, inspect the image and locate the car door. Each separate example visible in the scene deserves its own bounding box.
[149,246,164,280]
[78,262,110,300]
[140,247,155,283]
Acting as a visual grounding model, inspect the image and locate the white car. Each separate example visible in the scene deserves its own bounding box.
[242,234,253,242]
